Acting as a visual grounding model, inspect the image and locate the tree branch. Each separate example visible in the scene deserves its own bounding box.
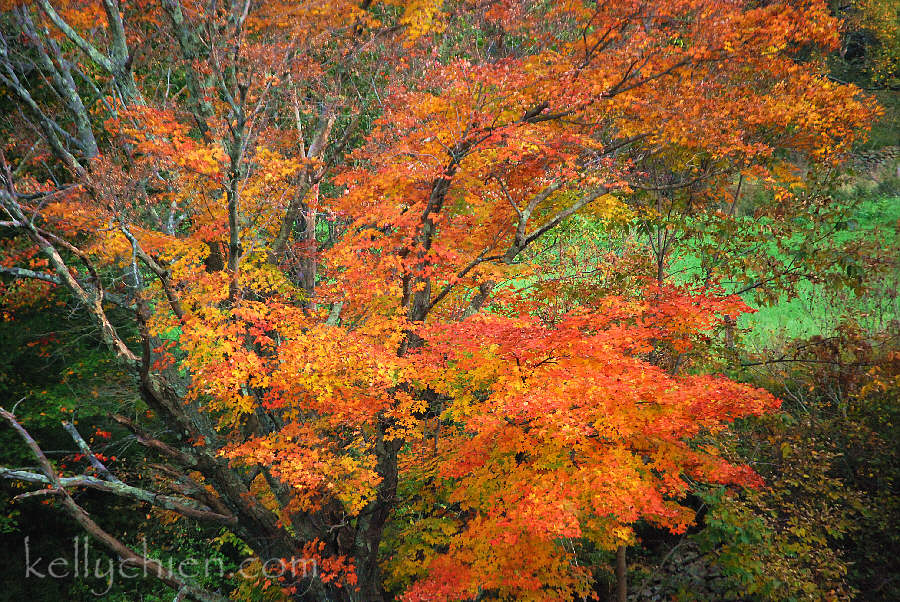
[35,0,115,74]
[0,406,228,602]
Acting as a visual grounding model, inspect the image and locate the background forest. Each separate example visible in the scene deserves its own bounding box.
[0,1,897,601]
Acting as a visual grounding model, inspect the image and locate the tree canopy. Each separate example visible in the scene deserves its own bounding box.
[0,1,883,600]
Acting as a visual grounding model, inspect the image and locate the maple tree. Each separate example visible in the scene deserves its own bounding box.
[0,1,879,600]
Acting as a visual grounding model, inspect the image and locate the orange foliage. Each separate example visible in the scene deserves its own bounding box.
[0,0,878,599]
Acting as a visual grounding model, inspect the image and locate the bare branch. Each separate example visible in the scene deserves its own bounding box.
[0,156,138,366]
[35,0,115,74]
[111,414,198,468]
[0,264,134,309]
[502,185,608,263]
[0,407,230,601]
[0,265,62,285]
[119,222,186,320]
[0,466,236,525]
[61,421,122,483]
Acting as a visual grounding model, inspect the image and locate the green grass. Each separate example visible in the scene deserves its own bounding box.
[511,181,899,348]
[737,194,899,346]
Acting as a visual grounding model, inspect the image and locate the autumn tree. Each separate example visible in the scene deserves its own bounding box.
[0,1,877,600]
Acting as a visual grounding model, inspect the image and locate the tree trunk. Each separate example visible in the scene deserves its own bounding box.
[615,545,627,602]
[351,421,400,602]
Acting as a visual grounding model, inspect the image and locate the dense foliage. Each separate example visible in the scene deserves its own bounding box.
[0,1,895,601]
